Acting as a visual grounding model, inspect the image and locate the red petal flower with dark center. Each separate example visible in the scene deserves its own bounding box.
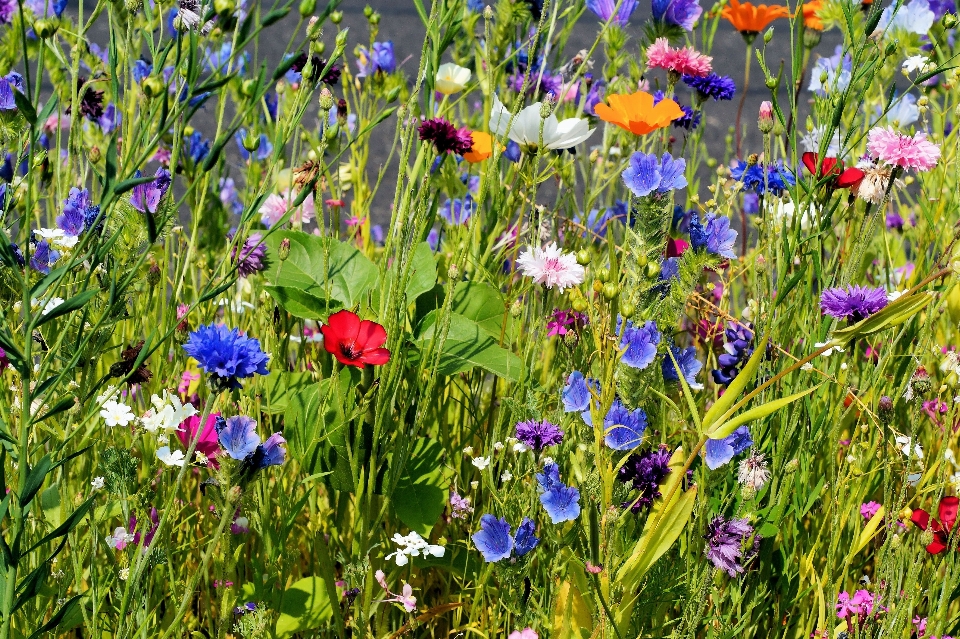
[320,310,391,368]
[911,496,959,554]
[802,152,865,190]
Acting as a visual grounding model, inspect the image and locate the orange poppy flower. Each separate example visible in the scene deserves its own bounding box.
[593,91,685,136]
[721,0,791,35]
[802,0,823,29]
[463,131,493,163]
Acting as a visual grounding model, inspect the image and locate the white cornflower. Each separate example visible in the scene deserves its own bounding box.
[516,243,585,292]
[434,62,471,95]
[100,400,135,427]
[91,476,105,490]
[471,456,491,470]
[156,446,186,467]
[489,94,594,151]
[737,451,770,491]
[385,531,445,566]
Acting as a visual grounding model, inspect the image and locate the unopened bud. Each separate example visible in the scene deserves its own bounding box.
[447,263,460,280]
[363,4,373,16]
[884,41,898,57]
[784,458,799,474]
[369,12,380,24]
[563,330,579,349]
[602,283,618,300]
[571,297,588,313]
[741,484,757,501]
[318,87,334,111]
[539,97,555,119]
[298,0,315,17]
[89,146,101,163]
[576,249,591,265]
[483,5,494,19]
[385,86,401,103]
[763,27,774,43]
[242,131,261,153]
[278,238,291,261]
[510,298,523,318]
[944,12,959,28]
[618,299,634,318]
[33,19,58,39]
[878,395,894,424]
[335,28,350,50]
[330,10,343,23]
[142,76,165,98]
[240,79,257,98]
[758,101,774,133]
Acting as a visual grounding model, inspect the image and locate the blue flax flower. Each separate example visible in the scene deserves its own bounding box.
[604,399,648,450]
[652,0,703,30]
[216,415,261,460]
[622,152,687,198]
[619,319,661,369]
[183,324,270,390]
[472,514,514,562]
[662,345,703,390]
[356,42,396,77]
[704,426,753,469]
[562,371,598,425]
[585,0,639,25]
[689,213,737,259]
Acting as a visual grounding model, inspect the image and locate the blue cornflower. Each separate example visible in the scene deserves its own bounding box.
[184,130,211,164]
[504,140,522,163]
[356,41,395,77]
[604,399,648,450]
[704,426,753,469]
[183,324,270,390]
[673,105,701,131]
[619,319,660,369]
[585,0,639,25]
[235,129,273,162]
[662,345,703,390]
[513,518,540,556]
[652,0,703,30]
[682,73,736,101]
[689,213,737,259]
[730,160,795,196]
[472,514,514,562]
[0,72,24,111]
[57,188,100,237]
[622,152,687,198]
[216,415,261,460]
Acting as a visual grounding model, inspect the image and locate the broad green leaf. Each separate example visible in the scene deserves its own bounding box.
[854,505,886,555]
[275,576,333,639]
[830,292,932,345]
[258,372,316,415]
[450,281,511,341]
[552,580,594,639]
[392,438,449,535]
[702,333,770,432]
[404,242,438,303]
[617,485,697,590]
[40,484,61,529]
[264,285,333,320]
[707,385,820,440]
[414,312,523,381]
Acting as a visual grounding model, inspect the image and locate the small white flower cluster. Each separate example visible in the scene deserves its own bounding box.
[384,531,445,566]
[141,390,196,436]
[895,435,924,485]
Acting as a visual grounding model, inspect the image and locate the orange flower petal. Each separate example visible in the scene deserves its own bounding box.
[463,131,493,163]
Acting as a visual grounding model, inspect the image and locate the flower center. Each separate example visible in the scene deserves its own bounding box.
[340,341,362,360]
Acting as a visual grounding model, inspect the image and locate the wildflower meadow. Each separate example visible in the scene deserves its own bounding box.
[0,0,959,635]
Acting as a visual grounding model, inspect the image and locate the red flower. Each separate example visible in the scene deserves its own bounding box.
[911,496,959,554]
[801,152,864,190]
[320,310,391,368]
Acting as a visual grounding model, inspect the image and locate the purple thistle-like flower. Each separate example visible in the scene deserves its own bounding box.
[712,323,755,386]
[515,420,564,452]
[472,514,514,562]
[704,425,753,469]
[618,445,672,512]
[652,0,703,30]
[619,319,661,369]
[513,518,540,556]
[231,233,269,278]
[418,118,473,155]
[547,309,588,336]
[689,213,737,259]
[0,0,16,24]
[622,151,687,198]
[585,0,639,25]
[820,285,888,322]
[603,399,647,450]
[183,324,270,389]
[682,73,736,101]
[662,345,703,389]
[0,72,24,111]
[885,211,905,231]
[704,515,759,577]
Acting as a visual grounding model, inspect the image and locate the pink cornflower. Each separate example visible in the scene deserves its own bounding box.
[516,243,585,292]
[867,127,940,172]
[646,38,712,77]
[860,501,881,520]
[259,188,316,228]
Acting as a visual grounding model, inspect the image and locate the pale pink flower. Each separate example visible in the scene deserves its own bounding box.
[646,38,712,77]
[516,242,585,292]
[867,127,940,171]
[508,630,539,639]
[374,569,417,613]
[259,188,317,228]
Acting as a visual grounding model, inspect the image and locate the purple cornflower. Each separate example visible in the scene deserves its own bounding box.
[673,105,701,131]
[450,491,474,519]
[216,415,261,460]
[704,425,753,469]
[585,0,639,25]
[603,399,647,450]
[0,0,15,24]
[536,462,581,523]
[885,211,905,231]
[819,285,888,322]
[183,324,270,390]
[730,160,795,196]
[57,187,100,237]
[711,323,755,386]
[472,514,514,562]
[0,72,23,111]
[130,168,171,215]
[703,515,759,577]
[515,420,564,452]
[619,319,660,369]
[622,152,687,198]
[76,78,105,120]
[231,233,269,278]
[652,0,703,30]
[689,213,737,259]
[618,445,672,512]
[860,501,882,520]
[356,42,395,77]
[662,345,703,390]
[682,73,736,101]
[547,309,588,337]
[418,118,473,155]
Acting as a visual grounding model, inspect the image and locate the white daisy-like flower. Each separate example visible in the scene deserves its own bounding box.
[501,471,513,481]
[513,442,530,453]
[91,476,105,490]
[471,456,491,470]
[902,54,932,74]
[100,400,135,427]
[516,243,585,292]
[489,94,594,151]
[141,390,197,433]
[492,441,504,451]
[385,531,445,566]
[119,568,130,581]
[156,446,186,467]
[462,446,474,455]
[435,62,471,95]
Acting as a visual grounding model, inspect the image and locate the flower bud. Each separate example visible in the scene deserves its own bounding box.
[335,27,350,50]
[597,267,610,282]
[278,238,291,261]
[147,262,162,287]
[363,4,373,16]
[368,11,380,24]
[242,131,261,153]
[509,298,523,318]
[884,41,897,57]
[385,86,401,103]
[33,19,58,39]
[741,484,757,501]
[764,75,778,90]
[318,87,334,111]
[763,27,774,43]
[447,263,460,280]
[214,0,235,15]
[298,0,315,17]
[911,366,931,396]
[125,0,143,12]
[592,279,603,293]
[920,529,935,547]
[784,458,799,474]
[602,283,618,300]
[330,10,343,23]
[142,76,165,98]
[89,146,101,163]
[944,12,959,27]
[618,299,634,318]
[877,395,894,424]
[563,330,579,349]
[576,249,591,265]
[311,40,326,55]
[539,96,555,119]
[803,27,822,48]
[571,297,588,313]
[889,533,901,548]
[645,262,659,278]
[483,5,494,19]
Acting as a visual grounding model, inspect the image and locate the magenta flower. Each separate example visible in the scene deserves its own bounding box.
[867,127,940,172]
[177,413,223,468]
[860,501,881,520]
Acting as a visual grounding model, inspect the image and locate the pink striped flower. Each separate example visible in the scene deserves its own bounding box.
[646,38,712,77]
